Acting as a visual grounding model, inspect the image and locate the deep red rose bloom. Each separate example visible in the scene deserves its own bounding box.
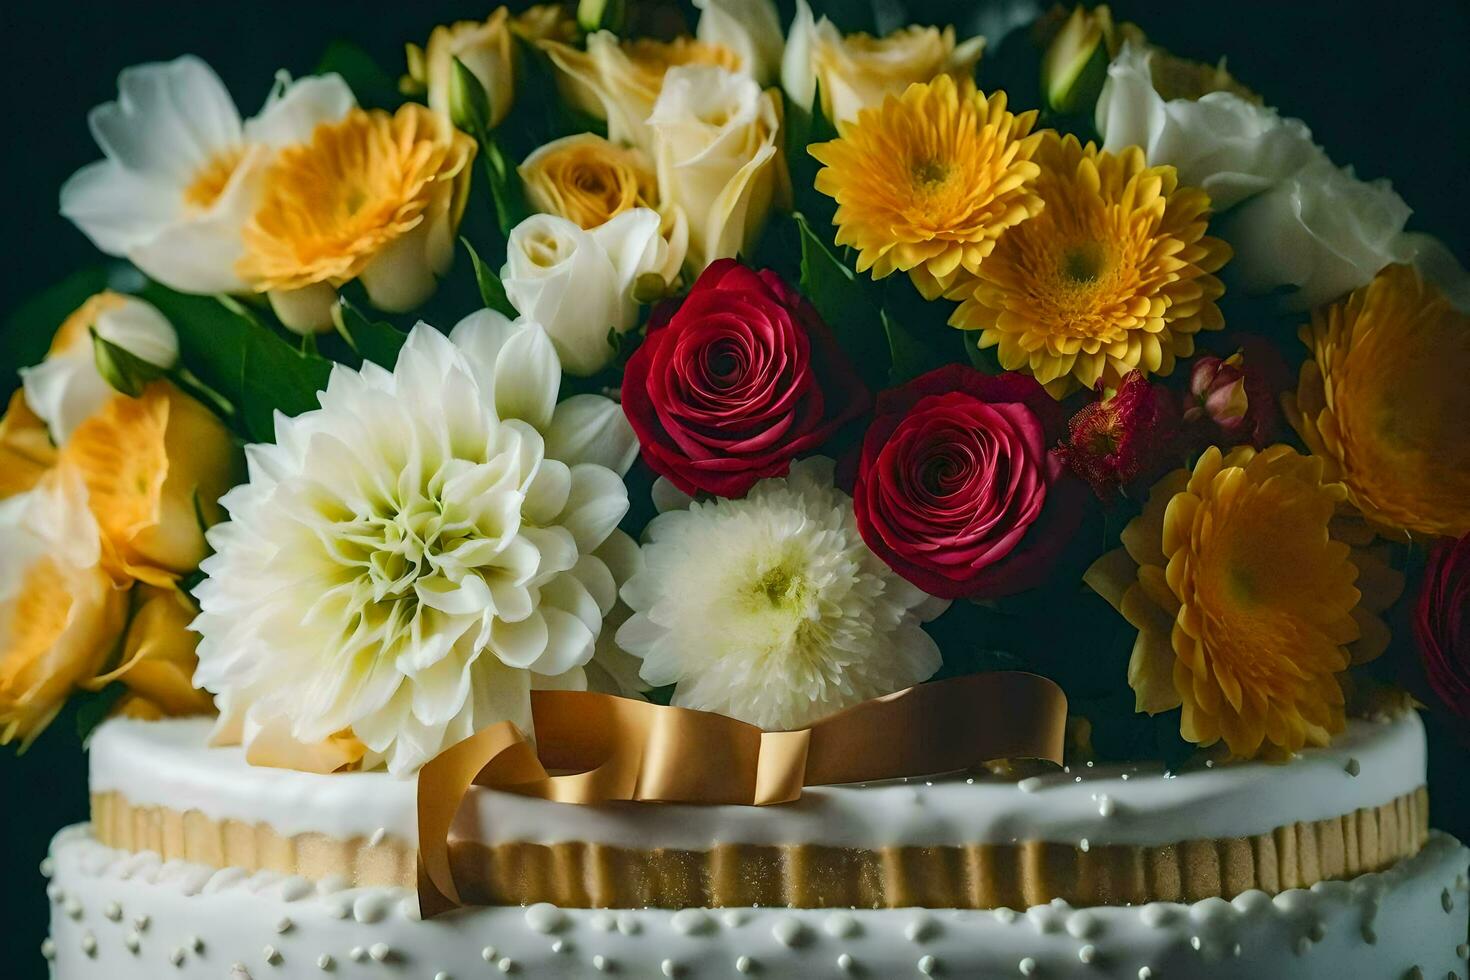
[852,365,1088,599]
[1058,371,1181,502]
[1415,534,1470,719]
[622,259,869,497]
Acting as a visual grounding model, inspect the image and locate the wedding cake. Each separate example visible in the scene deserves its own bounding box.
[10,3,1470,979]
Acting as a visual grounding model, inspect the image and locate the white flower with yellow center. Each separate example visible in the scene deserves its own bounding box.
[60,57,355,295]
[617,458,946,731]
[191,316,638,775]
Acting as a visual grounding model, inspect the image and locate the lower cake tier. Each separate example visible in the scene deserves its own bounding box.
[43,825,1470,979]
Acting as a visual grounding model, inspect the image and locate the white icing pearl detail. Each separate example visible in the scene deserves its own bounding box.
[591,912,616,932]
[661,958,679,977]
[1078,944,1097,964]
[41,939,56,961]
[825,911,860,938]
[1066,910,1100,939]
[263,944,282,965]
[168,945,185,966]
[772,916,807,947]
[837,953,855,971]
[80,933,98,958]
[349,946,367,962]
[435,973,451,980]
[526,902,567,933]
[368,827,387,847]
[918,953,938,974]
[369,942,392,962]
[317,953,333,970]
[482,946,498,962]
[1017,777,1042,793]
[593,954,612,972]
[1444,888,1456,912]
[1079,838,1090,852]
[993,907,1018,924]
[672,908,715,935]
[125,931,141,953]
[1018,956,1036,976]
[104,900,123,921]
[1138,968,1154,980]
[905,915,935,942]
[46,883,63,902]
[353,892,392,923]
[1097,794,1115,817]
[497,957,516,973]
[722,909,749,928]
[40,857,55,878]
[735,955,754,973]
[1344,757,1361,777]
[275,916,293,933]
[1139,903,1176,927]
[552,938,569,953]
[617,913,641,935]
[64,895,84,919]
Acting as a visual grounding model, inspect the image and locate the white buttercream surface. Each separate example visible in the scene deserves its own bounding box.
[89,711,1428,850]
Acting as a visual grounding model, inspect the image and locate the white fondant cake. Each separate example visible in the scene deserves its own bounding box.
[40,711,1470,977]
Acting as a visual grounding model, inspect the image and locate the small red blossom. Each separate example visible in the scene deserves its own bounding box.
[1058,371,1181,502]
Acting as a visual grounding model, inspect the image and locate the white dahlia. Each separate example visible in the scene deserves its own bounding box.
[192,316,638,774]
[617,458,946,730]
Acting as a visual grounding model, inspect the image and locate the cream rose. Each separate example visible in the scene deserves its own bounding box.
[649,65,785,275]
[519,133,657,229]
[694,0,784,85]
[782,0,984,124]
[410,9,517,128]
[540,32,742,150]
[20,292,178,445]
[501,208,670,375]
[0,466,127,748]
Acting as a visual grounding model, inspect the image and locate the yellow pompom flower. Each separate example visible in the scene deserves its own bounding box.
[1285,263,1470,540]
[519,132,657,229]
[1085,445,1402,760]
[238,104,476,332]
[950,132,1230,397]
[809,75,1044,300]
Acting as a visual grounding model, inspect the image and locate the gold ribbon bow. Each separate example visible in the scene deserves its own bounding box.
[418,672,1067,916]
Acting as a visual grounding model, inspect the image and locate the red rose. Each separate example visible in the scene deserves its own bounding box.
[622,259,869,497]
[1415,534,1470,719]
[1057,371,1181,502]
[853,365,1088,599]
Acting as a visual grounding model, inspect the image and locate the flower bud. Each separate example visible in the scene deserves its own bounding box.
[449,55,493,135]
[1184,343,1284,448]
[1041,5,1114,115]
[92,328,168,398]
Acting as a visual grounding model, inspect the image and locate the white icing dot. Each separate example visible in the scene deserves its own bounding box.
[368,827,387,847]
[40,857,55,878]
[837,952,855,972]
[482,946,498,962]
[1097,794,1116,817]
[772,916,807,947]
[435,973,451,980]
[1190,935,1203,951]
[1137,969,1153,980]
[1120,773,1129,781]
[735,956,754,974]
[264,945,283,965]
[1079,838,1090,853]
[591,912,616,932]
[1458,943,1469,959]
[722,909,749,928]
[1344,757,1360,777]
[617,913,641,936]
[593,953,612,971]
[104,901,123,921]
[966,777,975,785]
[368,942,392,962]
[45,883,63,902]
[1018,957,1036,976]
[1444,888,1457,912]
[672,908,714,935]
[169,946,186,967]
[825,911,860,938]
[280,877,312,902]
[125,932,141,953]
[317,953,334,970]
[349,947,367,962]
[353,893,392,924]
[661,958,679,977]
[1078,944,1097,964]
[526,902,567,934]
[81,932,97,957]
[1139,903,1175,928]
[905,915,935,942]
[1017,777,1043,793]
[40,939,56,961]
[497,957,515,973]
[919,953,938,975]
[1066,910,1100,939]
[993,907,1018,924]
[275,916,293,934]
[64,895,84,919]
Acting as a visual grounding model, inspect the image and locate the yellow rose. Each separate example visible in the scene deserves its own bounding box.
[62,382,240,587]
[519,133,658,229]
[782,0,985,124]
[0,391,56,498]
[0,466,127,748]
[540,31,742,149]
[649,66,787,274]
[84,585,214,718]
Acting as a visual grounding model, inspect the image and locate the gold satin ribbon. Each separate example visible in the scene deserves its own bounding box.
[418,672,1067,916]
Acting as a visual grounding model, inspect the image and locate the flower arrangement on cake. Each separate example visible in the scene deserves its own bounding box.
[13,4,1470,977]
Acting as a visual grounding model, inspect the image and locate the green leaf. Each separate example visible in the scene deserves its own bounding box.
[450,56,494,136]
[577,0,625,33]
[785,82,839,228]
[90,326,166,397]
[793,213,889,390]
[461,237,518,318]
[138,285,332,443]
[481,133,530,237]
[881,309,950,385]
[315,39,402,110]
[331,296,407,369]
[75,683,127,745]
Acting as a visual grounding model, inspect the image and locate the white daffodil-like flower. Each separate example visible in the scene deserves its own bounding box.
[60,56,355,295]
[617,457,946,730]
[192,316,638,775]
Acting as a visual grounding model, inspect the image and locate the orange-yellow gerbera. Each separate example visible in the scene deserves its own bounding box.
[238,104,475,331]
[1285,263,1470,540]
[950,132,1230,397]
[1085,445,1402,760]
[61,382,239,587]
[809,75,1044,299]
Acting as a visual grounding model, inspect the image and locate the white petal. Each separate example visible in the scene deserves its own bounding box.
[528,606,596,675]
[545,394,638,474]
[58,159,178,255]
[449,308,519,397]
[493,322,561,430]
[244,72,357,146]
[559,464,630,552]
[91,56,242,180]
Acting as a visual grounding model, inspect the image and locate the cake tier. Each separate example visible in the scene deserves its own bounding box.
[43,825,1470,979]
[88,713,1432,909]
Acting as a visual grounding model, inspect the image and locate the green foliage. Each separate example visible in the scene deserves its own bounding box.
[74,683,127,745]
[315,39,402,111]
[331,295,407,370]
[138,285,332,443]
[794,212,890,390]
[461,237,518,319]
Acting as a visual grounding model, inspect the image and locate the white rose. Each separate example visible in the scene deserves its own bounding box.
[1096,41,1319,211]
[1223,156,1412,310]
[501,209,668,375]
[781,0,984,125]
[694,0,784,85]
[21,292,178,444]
[649,66,784,275]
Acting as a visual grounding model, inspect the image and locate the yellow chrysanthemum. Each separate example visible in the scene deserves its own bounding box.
[1085,445,1402,760]
[238,104,476,295]
[809,75,1043,299]
[950,132,1230,397]
[1285,263,1470,540]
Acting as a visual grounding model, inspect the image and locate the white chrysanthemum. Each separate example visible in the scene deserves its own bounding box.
[617,458,946,730]
[60,56,355,294]
[192,316,639,774]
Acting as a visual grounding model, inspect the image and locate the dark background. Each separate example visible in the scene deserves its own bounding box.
[1,3,1466,977]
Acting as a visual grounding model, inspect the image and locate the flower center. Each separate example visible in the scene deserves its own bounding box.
[183,146,247,212]
[1060,241,1107,284]
[752,556,808,613]
[912,158,949,188]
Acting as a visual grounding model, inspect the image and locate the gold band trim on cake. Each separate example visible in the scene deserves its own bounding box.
[92,786,1428,908]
